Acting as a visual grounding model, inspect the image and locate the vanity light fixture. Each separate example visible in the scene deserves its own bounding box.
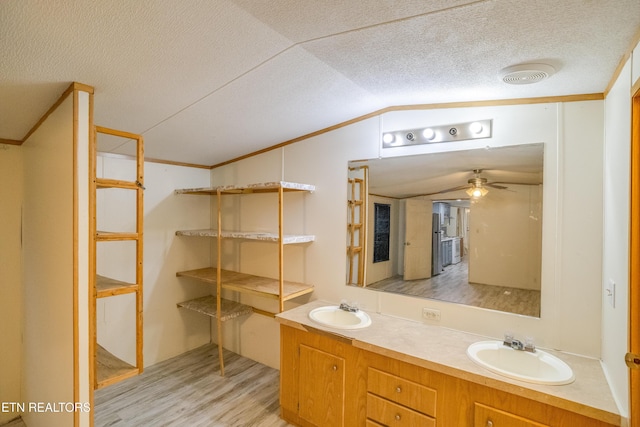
[382,119,492,148]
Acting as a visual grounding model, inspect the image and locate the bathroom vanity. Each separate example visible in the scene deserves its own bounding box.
[277,301,621,427]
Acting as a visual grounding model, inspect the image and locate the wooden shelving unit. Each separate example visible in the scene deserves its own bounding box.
[90,126,144,390]
[175,181,315,375]
[347,166,367,286]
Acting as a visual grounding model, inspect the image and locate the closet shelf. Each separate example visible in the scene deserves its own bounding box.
[96,231,139,241]
[96,275,138,298]
[177,267,314,301]
[177,295,253,321]
[96,344,139,389]
[175,229,315,244]
[175,181,315,195]
[96,177,139,190]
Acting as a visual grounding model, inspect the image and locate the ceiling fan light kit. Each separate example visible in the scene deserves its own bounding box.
[466,176,490,198]
[382,119,492,148]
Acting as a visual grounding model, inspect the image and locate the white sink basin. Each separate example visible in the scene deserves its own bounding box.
[467,341,575,385]
[308,306,372,330]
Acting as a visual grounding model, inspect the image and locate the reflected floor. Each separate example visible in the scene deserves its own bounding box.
[367,257,540,317]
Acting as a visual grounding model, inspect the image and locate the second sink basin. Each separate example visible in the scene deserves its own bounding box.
[308,306,372,329]
[467,341,575,385]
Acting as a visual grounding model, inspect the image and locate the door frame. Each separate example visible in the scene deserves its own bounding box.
[630,85,639,427]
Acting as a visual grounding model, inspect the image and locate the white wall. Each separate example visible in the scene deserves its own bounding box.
[0,144,23,425]
[468,184,542,290]
[96,156,212,367]
[22,96,75,427]
[208,101,605,370]
[601,39,640,421]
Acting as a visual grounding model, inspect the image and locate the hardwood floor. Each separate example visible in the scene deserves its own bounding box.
[368,257,541,317]
[95,344,291,427]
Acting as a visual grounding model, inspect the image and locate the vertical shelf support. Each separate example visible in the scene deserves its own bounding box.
[278,186,285,313]
[216,188,225,376]
[135,134,144,373]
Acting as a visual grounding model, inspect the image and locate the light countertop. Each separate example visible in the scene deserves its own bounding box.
[276,300,620,426]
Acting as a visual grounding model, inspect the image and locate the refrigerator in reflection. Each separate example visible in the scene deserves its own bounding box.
[432,213,443,276]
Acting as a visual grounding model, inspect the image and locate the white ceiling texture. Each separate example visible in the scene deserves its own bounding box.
[1,1,639,167]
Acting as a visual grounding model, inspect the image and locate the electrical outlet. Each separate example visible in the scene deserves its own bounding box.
[422,308,441,321]
[606,279,616,308]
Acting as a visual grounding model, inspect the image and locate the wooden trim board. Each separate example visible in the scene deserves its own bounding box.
[630,87,640,427]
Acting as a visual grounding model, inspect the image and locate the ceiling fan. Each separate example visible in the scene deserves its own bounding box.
[426,169,509,198]
[465,169,508,198]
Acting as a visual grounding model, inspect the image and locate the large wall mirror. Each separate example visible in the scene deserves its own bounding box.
[347,143,544,317]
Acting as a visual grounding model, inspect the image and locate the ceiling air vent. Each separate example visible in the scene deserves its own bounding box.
[499,63,555,85]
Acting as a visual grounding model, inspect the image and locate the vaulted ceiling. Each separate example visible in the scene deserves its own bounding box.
[1,1,639,166]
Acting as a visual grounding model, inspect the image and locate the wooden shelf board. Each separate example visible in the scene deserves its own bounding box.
[96,275,138,298]
[175,229,314,244]
[176,267,314,301]
[177,295,253,321]
[96,344,139,389]
[96,231,139,241]
[175,181,315,195]
[96,178,139,190]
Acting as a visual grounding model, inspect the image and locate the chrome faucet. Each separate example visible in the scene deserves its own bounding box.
[503,333,536,353]
[339,301,359,312]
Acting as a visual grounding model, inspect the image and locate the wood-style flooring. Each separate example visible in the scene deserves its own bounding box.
[368,257,541,317]
[95,344,291,427]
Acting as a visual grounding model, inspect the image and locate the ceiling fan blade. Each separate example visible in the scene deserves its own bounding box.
[486,183,509,190]
[491,181,542,186]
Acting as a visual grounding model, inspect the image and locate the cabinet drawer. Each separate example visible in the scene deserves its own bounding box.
[367,367,437,417]
[474,402,549,427]
[367,393,435,427]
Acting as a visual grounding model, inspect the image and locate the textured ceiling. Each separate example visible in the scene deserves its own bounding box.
[1,0,639,166]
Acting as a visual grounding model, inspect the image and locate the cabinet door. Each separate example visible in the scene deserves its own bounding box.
[474,403,549,427]
[299,344,346,427]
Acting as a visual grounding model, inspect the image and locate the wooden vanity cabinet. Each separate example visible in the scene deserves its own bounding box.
[474,403,548,427]
[298,344,346,426]
[280,324,619,427]
[280,325,366,427]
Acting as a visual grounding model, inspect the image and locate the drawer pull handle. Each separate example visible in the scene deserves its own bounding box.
[486,419,493,427]
[395,414,401,421]
[395,386,402,393]
[332,365,338,371]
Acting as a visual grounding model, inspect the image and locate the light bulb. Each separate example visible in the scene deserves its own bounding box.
[470,122,483,134]
[422,128,435,140]
[382,133,394,144]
